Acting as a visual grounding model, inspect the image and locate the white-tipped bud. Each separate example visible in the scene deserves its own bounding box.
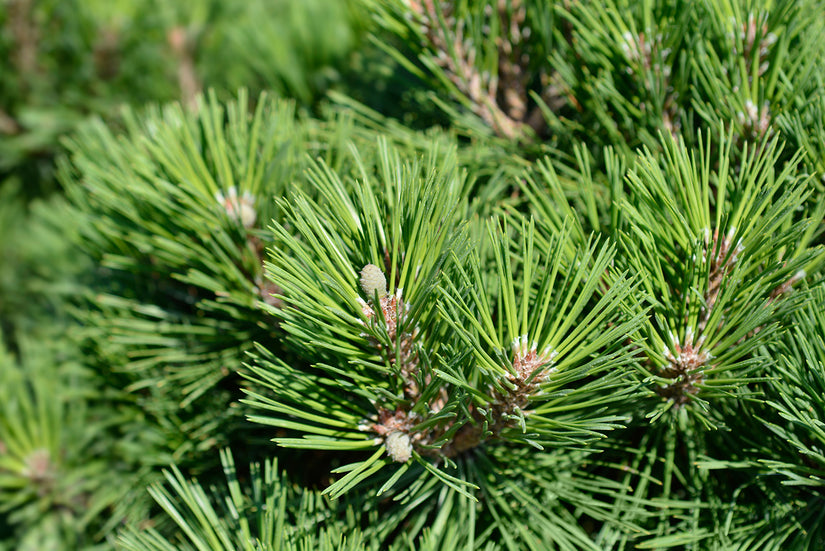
[216,187,257,228]
[384,431,412,463]
[360,264,387,299]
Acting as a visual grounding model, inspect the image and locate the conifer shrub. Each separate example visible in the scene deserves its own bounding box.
[3,0,825,549]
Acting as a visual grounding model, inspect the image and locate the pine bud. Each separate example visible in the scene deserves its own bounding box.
[384,431,412,462]
[215,187,257,228]
[360,264,387,299]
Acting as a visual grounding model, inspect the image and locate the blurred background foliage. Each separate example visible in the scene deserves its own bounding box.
[1,0,378,547]
[0,0,379,360]
[0,0,375,195]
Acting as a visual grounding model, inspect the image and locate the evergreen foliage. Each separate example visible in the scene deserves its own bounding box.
[0,0,366,195]
[2,0,825,549]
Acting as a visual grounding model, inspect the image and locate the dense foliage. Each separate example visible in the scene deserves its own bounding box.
[2,0,825,549]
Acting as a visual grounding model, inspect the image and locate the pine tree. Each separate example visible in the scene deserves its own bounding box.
[3,0,825,549]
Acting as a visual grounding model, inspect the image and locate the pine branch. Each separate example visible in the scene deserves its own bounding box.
[0,332,152,548]
[58,91,306,454]
[368,0,558,140]
[616,130,822,424]
[116,449,370,551]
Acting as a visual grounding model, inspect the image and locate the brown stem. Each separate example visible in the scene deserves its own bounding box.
[167,26,201,111]
[0,109,22,135]
[7,0,39,92]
